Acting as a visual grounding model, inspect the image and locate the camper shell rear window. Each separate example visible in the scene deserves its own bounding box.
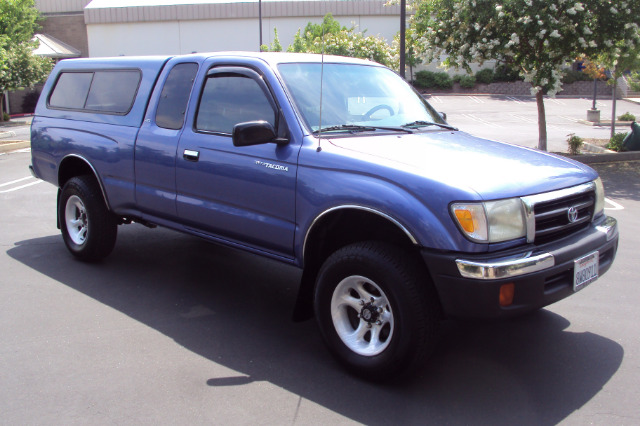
[48,69,142,115]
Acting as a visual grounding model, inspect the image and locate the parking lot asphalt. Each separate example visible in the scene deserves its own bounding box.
[430,95,640,154]
[2,131,640,423]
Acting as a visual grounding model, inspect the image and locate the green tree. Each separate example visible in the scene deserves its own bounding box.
[393,27,422,82]
[412,0,640,151]
[0,0,53,120]
[0,0,41,46]
[286,14,395,67]
[593,37,640,136]
[261,28,283,52]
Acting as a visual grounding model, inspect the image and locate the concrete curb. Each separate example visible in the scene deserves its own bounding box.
[0,141,30,153]
[580,142,615,154]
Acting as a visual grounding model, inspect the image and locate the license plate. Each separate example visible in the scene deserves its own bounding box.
[573,251,599,292]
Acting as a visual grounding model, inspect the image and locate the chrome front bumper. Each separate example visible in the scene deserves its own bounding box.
[455,216,618,280]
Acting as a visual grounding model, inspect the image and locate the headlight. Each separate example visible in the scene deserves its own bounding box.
[594,177,605,217]
[452,198,526,243]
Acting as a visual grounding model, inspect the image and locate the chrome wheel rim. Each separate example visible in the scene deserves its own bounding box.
[65,195,88,246]
[330,275,394,356]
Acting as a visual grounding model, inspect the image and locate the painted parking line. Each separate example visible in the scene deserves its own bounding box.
[559,116,580,123]
[460,113,504,128]
[506,96,526,104]
[545,98,566,105]
[0,176,42,194]
[605,198,624,210]
[467,96,485,104]
[0,176,32,187]
[430,96,444,104]
[509,113,563,130]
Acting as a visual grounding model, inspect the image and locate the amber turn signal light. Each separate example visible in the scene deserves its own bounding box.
[499,283,515,307]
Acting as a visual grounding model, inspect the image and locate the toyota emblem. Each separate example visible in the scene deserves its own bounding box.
[567,206,579,223]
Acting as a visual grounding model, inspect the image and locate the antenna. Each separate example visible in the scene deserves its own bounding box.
[317,21,325,152]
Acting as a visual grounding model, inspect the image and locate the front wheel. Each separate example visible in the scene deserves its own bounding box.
[314,242,441,380]
[59,176,117,261]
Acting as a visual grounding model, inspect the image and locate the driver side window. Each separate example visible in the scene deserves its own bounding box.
[196,73,275,134]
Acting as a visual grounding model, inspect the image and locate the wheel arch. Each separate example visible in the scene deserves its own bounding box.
[58,154,111,210]
[293,205,422,321]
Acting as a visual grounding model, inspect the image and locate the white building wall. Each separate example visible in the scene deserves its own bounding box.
[87,15,401,57]
[88,22,181,56]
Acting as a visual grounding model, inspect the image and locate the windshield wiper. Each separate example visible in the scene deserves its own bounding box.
[315,124,414,134]
[402,120,458,131]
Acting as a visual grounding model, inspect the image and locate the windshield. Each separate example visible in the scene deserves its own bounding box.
[278,62,446,133]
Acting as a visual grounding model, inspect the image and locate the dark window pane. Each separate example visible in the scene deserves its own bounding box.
[49,72,93,109]
[156,63,198,130]
[85,70,141,113]
[196,74,275,134]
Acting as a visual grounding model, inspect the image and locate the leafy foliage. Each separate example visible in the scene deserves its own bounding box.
[0,0,41,48]
[286,14,395,67]
[606,132,628,151]
[474,68,494,84]
[0,0,53,120]
[459,74,476,88]
[618,112,636,121]
[261,28,283,52]
[566,133,583,155]
[414,70,453,88]
[561,69,594,84]
[493,63,521,82]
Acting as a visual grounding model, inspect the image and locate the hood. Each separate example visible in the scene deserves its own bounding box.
[327,130,597,200]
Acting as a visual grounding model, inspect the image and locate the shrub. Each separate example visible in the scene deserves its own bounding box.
[433,72,453,88]
[566,133,583,155]
[452,74,463,83]
[606,132,628,152]
[415,70,436,88]
[459,75,476,88]
[562,69,592,84]
[629,71,640,91]
[415,71,453,89]
[618,112,636,121]
[475,68,494,84]
[493,64,521,82]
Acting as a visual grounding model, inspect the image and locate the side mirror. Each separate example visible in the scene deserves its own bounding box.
[233,121,277,147]
[439,112,447,121]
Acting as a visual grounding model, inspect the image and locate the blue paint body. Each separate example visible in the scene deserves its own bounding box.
[31,52,617,319]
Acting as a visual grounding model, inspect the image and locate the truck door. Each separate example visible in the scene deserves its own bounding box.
[175,65,297,259]
[135,62,199,220]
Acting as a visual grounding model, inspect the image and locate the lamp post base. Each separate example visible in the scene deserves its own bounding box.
[587,109,600,123]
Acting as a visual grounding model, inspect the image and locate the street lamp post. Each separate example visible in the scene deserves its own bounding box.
[586,78,600,122]
[399,0,406,79]
[259,0,263,51]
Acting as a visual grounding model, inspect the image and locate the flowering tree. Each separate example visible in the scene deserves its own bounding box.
[412,0,640,151]
[286,14,396,68]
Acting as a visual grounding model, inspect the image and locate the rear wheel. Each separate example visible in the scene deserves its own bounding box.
[59,176,117,261]
[314,242,441,380]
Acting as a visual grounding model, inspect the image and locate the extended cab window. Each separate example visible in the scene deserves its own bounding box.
[196,71,275,134]
[48,70,141,114]
[156,63,199,130]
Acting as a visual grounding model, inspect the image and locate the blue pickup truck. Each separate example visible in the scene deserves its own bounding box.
[30,52,618,379]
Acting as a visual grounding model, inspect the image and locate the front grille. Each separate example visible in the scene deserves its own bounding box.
[533,190,595,244]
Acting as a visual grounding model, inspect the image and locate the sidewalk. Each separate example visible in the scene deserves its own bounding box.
[0,117,32,152]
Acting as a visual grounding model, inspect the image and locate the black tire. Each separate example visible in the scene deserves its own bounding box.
[314,241,441,380]
[59,176,117,261]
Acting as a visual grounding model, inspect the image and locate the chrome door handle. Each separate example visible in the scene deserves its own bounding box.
[183,149,200,161]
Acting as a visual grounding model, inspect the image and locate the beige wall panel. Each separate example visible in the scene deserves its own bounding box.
[87,22,181,56]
